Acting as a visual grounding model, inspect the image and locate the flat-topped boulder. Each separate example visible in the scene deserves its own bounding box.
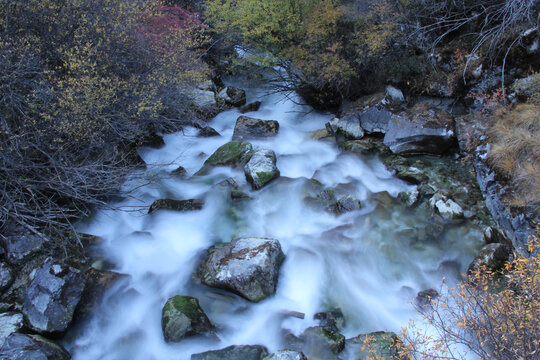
[383,102,456,155]
[244,149,280,190]
[191,345,269,360]
[232,116,279,141]
[328,115,364,140]
[161,295,214,343]
[198,237,285,302]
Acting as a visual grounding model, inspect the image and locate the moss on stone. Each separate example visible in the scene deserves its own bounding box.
[204,141,253,167]
[164,296,200,321]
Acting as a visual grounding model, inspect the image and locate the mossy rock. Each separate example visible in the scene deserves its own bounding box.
[148,199,204,214]
[195,142,253,175]
[344,331,406,360]
[284,326,345,358]
[161,295,214,343]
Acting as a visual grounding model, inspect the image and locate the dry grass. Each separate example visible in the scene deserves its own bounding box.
[488,102,540,209]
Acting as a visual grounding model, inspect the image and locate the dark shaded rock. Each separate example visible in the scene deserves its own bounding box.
[415,288,439,307]
[285,326,345,359]
[339,138,391,156]
[148,199,204,214]
[328,116,364,140]
[0,263,13,293]
[511,73,540,101]
[198,237,285,302]
[468,243,511,273]
[239,101,262,114]
[0,333,70,360]
[263,350,307,360]
[191,345,268,360]
[3,232,44,264]
[332,195,361,215]
[171,166,188,178]
[75,268,129,321]
[232,116,279,141]
[161,295,214,343]
[244,149,280,190]
[142,133,165,149]
[314,309,345,331]
[483,227,509,245]
[343,331,405,360]
[217,86,247,107]
[0,312,23,346]
[23,259,85,334]
[383,102,456,155]
[198,126,221,137]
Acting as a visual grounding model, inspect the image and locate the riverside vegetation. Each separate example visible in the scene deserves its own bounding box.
[0,0,539,359]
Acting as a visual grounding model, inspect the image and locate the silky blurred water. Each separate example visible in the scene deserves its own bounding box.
[68,84,484,360]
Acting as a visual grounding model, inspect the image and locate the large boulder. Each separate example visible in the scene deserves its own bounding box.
[191,345,269,360]
[358,104,393,135]
[198,237,285,302]
[0,333,71,360]
[23,259,85,334]
[217,86,247,107]
[328,116,364,140]
[244,149,280,190]
[148,199,204,214]
[263,350,307,360]
[161,295,214,343]
[232,116,279,141]
[383,102,456,155]
[195,142,254,176]
[0,312,23,347]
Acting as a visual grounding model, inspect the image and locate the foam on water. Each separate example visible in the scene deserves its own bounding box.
[68,84,483,359]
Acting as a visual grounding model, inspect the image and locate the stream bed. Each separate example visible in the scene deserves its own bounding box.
[67,83,485,360]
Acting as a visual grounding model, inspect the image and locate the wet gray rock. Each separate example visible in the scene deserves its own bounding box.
[239,101,262,114]
[244,149,280,190]
[358,105,392,134]
[23,259,85,334]
[161,295,214,343]
[415,288,439,307]
[332,195,361,215]
[0,333,70,360]
[3,232,44,264]
[0,312,23,347]
[198,237,285,302]
[191,345,269,360]
[385,85,405,104]
[232,116,279,141]
[343,331,405,360]
[263,350,307,360]
[383,102,456,155]
[0,262,13,293]
[429,193,464,220]
[75,268,129,321]
[284,326,345,359]
[328,116,364,139]
[190,89,217,108]
[148,199,204,214]
[217,86,247,107]
[468,243,511,273]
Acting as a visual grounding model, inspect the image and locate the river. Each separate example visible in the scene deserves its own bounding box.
[67,81,484,359]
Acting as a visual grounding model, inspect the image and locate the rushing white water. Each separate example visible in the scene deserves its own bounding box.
[68,83,483,360]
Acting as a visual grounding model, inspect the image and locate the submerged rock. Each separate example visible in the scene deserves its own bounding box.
[263,350,307,360]
[198,237,285,302]
[217,86,247,107]
[239,101,262,114]
[23,259,85,334]
[383,102,455,155]
[191,345,269,360]
[244,149,280,190]
[148,199,204,214]
[0,333,71,360]
[328,116,364,140]
[415,288,439,307]
[284,326,345,359]
[161,295,214,343]
[232,116,279,141]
